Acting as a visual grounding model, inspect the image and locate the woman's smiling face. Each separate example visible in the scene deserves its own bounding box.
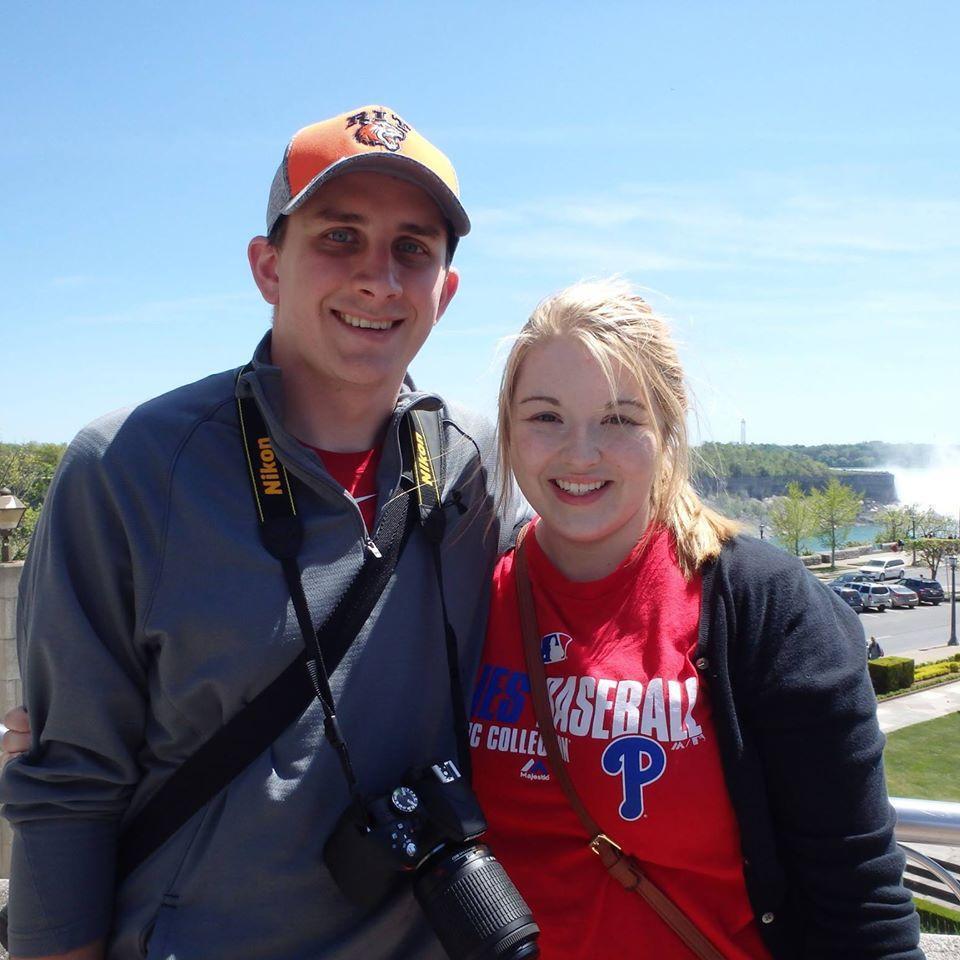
[509,335,661,581]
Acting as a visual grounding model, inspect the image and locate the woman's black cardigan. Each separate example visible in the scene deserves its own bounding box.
[697,536,922,959]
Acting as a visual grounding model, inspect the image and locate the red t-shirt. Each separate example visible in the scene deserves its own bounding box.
[304,445,380,530]
[470,523,771,959]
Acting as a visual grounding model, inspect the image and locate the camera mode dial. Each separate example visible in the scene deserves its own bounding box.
[391,786,420,814]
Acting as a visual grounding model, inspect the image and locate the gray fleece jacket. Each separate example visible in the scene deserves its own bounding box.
[1,334,513,959]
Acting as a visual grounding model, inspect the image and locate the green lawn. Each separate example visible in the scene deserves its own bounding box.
[884,712,960,802]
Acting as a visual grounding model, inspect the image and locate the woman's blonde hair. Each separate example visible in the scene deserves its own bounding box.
[497,278,739,576]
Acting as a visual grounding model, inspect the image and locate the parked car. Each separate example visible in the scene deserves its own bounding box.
[888,584,919,609]
[858,557,907,581]
[850,582,892,611]
[900,577,945,605]
[829,572,872,588]
[832,586,864,613]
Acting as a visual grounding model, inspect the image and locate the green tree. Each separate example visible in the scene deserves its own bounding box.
[810,478,862,569]
[695,443,830,482]
[904,538,956,581]
[903,504,925,564]
[769,483,815,556]
[876,506,911,543]
[902,505,953,564]
[919,511,954,538]
[0,442,66,560]
[705,492,770,526]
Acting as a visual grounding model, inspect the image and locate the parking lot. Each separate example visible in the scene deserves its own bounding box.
[825,554,958,658]
[857,600,958,658]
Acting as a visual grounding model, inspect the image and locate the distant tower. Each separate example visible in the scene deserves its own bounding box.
[740,419,746,445]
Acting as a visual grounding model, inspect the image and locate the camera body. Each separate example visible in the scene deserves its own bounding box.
[325,759,486,906]
[325,760,540,960]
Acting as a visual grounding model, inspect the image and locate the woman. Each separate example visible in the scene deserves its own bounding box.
[468,279,920,959]
[2,280,921,959]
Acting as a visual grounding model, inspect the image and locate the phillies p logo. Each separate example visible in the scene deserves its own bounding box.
[601,735,667,820]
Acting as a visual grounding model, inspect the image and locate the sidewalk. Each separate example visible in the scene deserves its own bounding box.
[909,644,960,667]
[924,933,960,958]
[877,679,960,733]
[876,640,960,733]
[878,663,960,951]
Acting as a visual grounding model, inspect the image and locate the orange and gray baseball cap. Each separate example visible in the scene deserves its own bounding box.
[266,105,470,243]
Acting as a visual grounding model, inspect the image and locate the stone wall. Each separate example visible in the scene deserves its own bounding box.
[695,469,897,503]
[820,544,880,563]
[832,469,898,503]
[0,563,23,879]
[695,472,822,500]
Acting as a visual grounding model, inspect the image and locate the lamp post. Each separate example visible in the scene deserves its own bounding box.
[909,508,918,566]
[0,487,27,563]
[948,554,958,647]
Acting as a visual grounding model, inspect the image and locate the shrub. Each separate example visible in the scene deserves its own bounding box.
[915,898,960,935]
[915,663,951,682]
[950,662,960,674]
[868,656,915,695]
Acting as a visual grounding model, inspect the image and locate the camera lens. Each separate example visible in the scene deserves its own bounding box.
[413,844,540,960]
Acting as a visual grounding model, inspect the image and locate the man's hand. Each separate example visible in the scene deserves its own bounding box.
[1,706,31,764]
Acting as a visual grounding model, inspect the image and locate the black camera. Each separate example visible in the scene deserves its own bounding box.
[325,759,540,960]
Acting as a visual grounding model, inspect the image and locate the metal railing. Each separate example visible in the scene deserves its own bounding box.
[892,796,960,905]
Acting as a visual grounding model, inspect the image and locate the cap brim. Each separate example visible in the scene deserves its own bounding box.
[280,154,470,237]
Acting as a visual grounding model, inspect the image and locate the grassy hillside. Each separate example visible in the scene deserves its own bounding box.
[696,443,832,479]
[787,442,946,469]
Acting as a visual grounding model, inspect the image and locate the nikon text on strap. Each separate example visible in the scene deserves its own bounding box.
[116,373,455,882]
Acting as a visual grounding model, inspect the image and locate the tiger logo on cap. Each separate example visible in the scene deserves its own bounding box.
[346,109,410,153]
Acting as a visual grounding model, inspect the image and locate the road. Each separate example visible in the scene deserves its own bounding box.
[857,600,959,657]
[825,554,959,656]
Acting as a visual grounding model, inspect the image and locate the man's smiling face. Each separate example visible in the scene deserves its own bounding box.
[251,170,459,400]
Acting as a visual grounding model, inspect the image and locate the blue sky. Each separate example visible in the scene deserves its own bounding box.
[3,1,958,446]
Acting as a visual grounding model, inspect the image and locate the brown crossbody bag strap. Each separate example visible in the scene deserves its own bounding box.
[513,526,726,960]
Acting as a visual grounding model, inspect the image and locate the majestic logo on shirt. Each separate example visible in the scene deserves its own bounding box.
[601,735,667,820]
[541,632,574,664]
[520,758,550,781]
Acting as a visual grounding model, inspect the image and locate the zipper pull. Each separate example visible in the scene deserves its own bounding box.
[366,537,383,559]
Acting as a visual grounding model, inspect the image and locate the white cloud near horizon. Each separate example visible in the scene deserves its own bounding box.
[470,176,960,270]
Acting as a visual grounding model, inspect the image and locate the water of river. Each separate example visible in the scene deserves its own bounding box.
[798,522,883,553]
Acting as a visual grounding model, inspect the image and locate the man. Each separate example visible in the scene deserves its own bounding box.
[0,106,514,959]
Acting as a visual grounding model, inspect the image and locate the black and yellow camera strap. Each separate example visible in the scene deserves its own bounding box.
[117,369,462,883]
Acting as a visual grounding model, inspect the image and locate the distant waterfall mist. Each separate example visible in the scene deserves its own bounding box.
[887,445,960,516]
